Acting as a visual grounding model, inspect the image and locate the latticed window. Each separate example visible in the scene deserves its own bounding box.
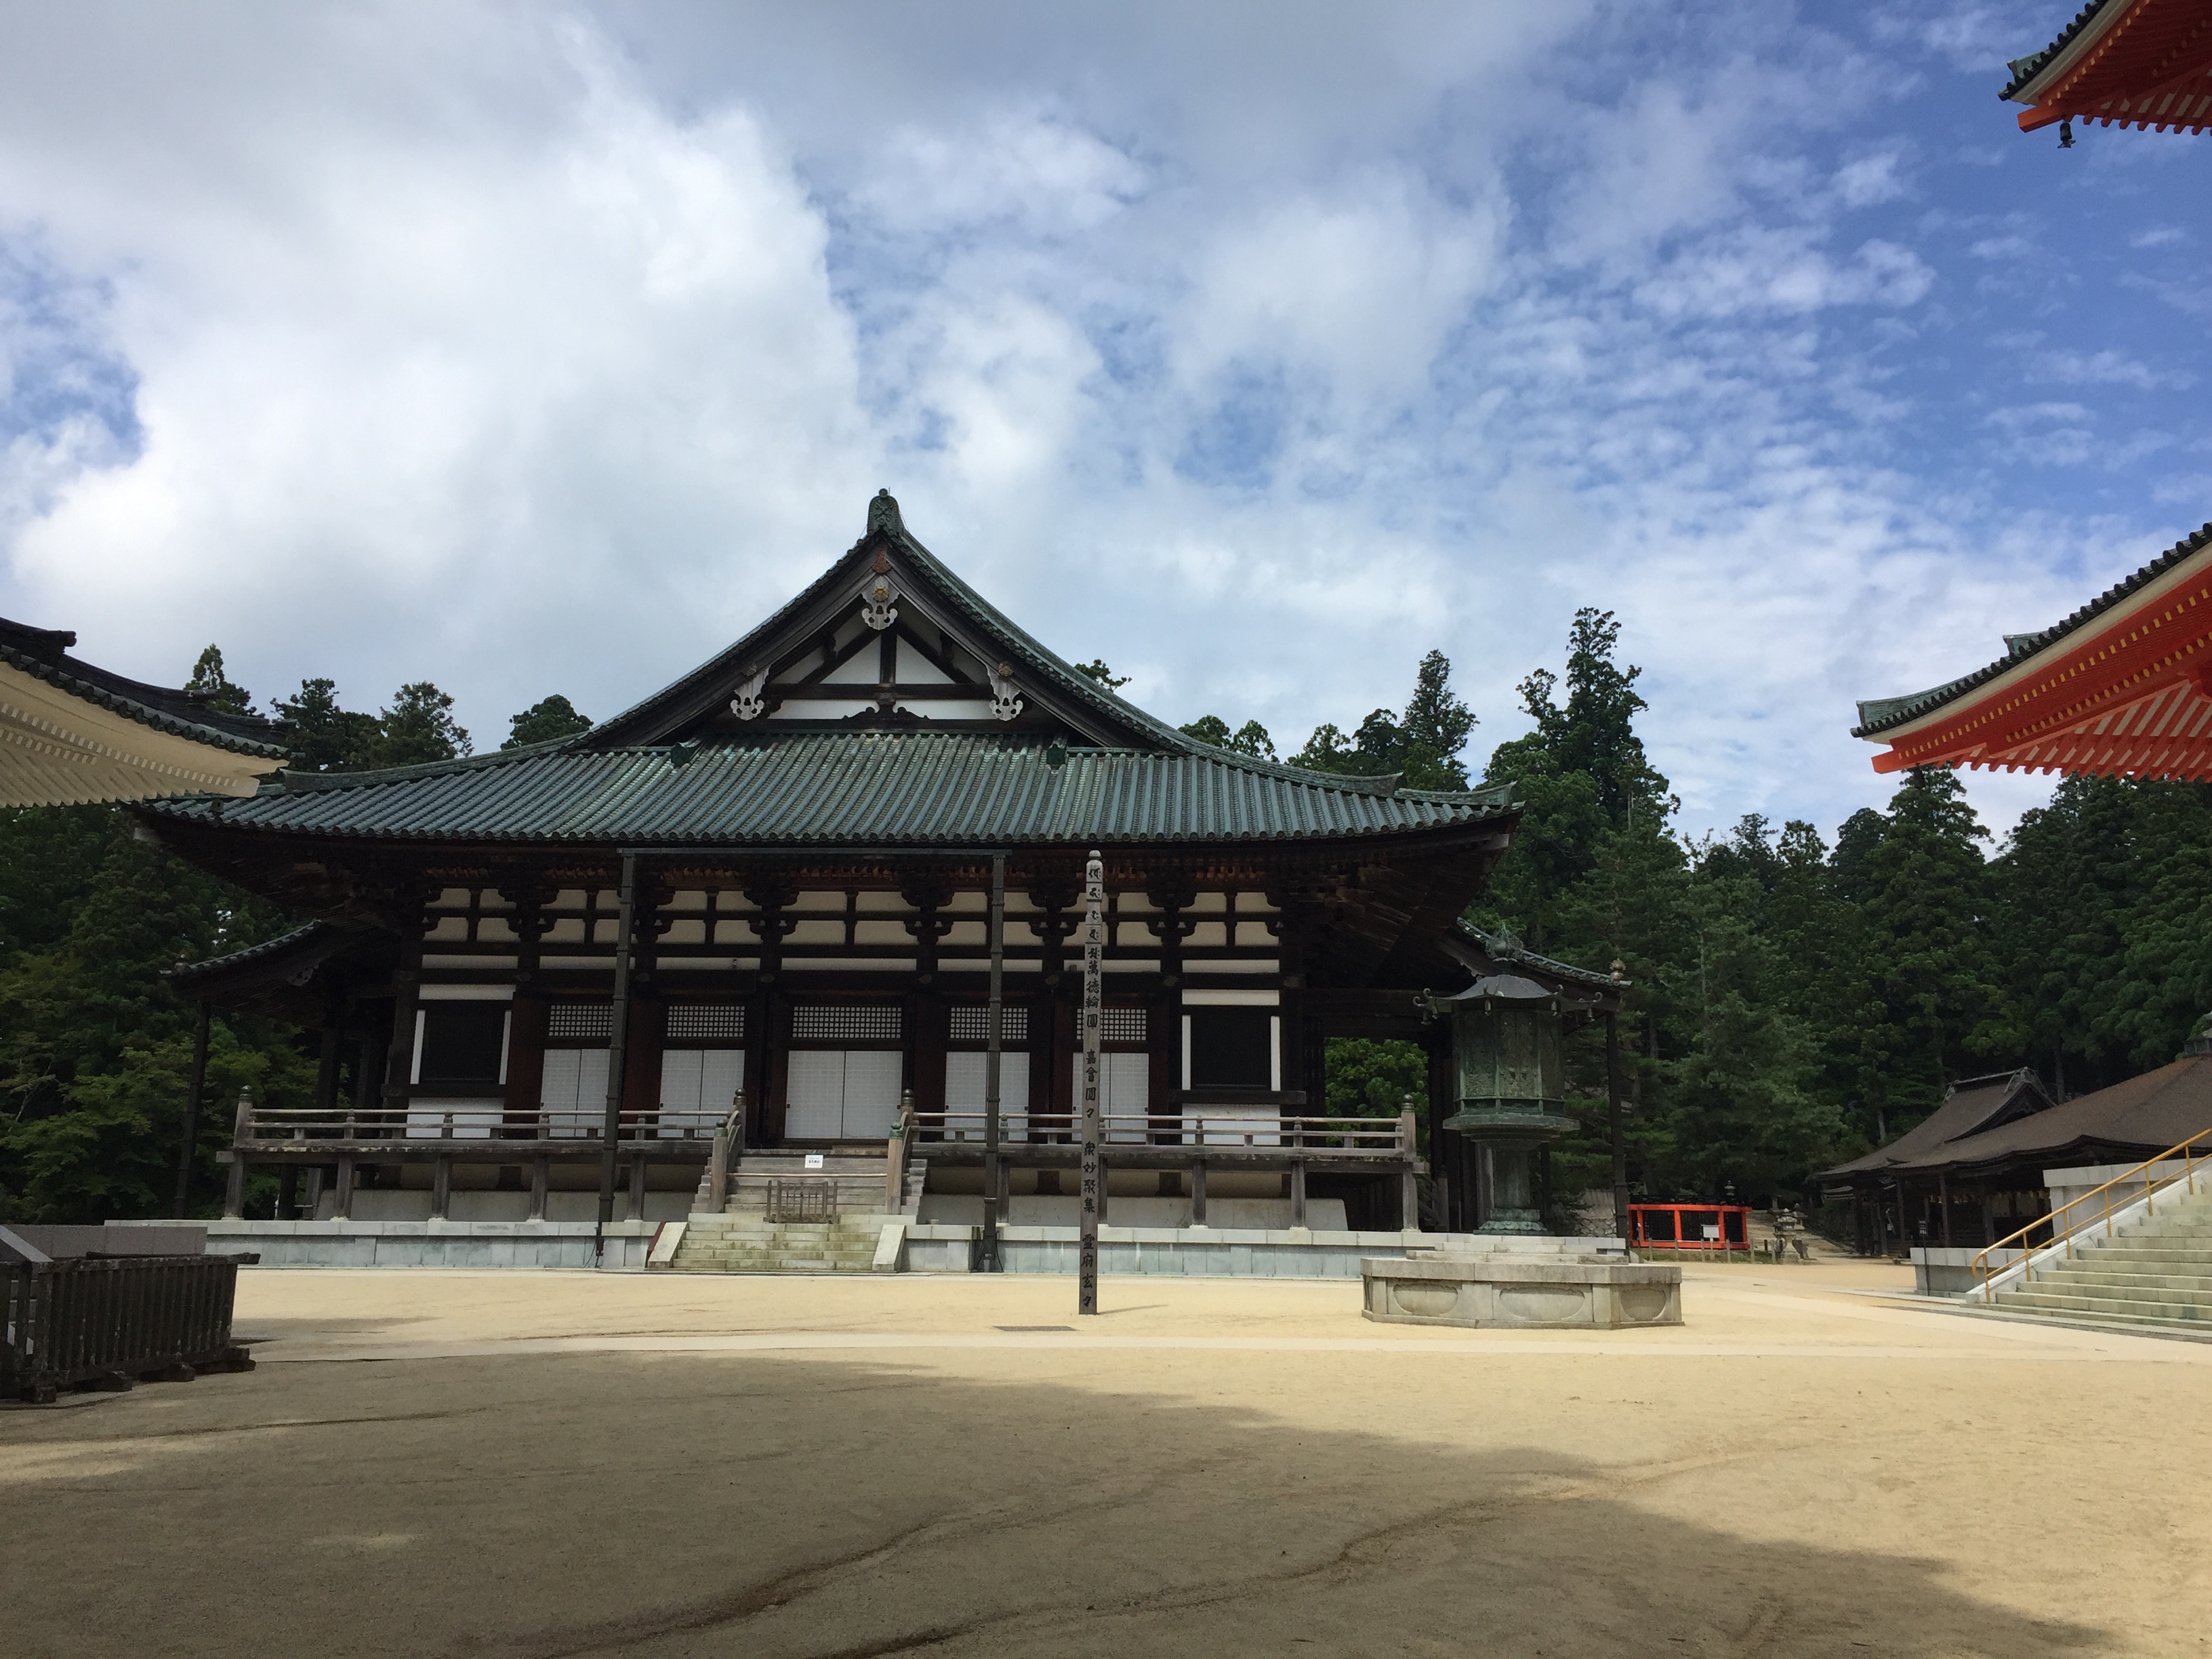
[1101,1007,1147,1046]
[546,1002,612,1042]
[791,1004,903,1044]
[949,1005,1029,1046]
[666,1003,747,1044]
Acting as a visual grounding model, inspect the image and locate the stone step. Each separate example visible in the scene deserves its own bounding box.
[1996,1288,2211,1323]
[2039,1271,2212,1293]
[2022,1276,2212,1306]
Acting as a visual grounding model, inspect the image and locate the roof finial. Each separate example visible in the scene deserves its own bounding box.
[867,489,904,536]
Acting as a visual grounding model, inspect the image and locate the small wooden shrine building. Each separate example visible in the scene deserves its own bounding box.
[154,493,1607,1235]
[1,616,283,806]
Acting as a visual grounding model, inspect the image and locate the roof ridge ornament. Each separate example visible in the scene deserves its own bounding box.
[867,488,904,536]
[729,664,769,722]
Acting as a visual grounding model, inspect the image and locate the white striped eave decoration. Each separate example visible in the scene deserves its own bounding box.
[2083,86,2212,133]
[1965,676,2212,777]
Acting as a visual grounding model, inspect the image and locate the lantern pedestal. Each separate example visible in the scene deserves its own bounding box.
[1443,1106,1580,1235]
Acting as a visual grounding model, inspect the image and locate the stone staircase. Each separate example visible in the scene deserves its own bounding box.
[665,1151,926,1275]
[668,1213,893,1273]
[1986,1186,2212,1335]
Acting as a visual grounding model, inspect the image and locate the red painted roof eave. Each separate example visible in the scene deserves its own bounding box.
[1868,574,2212,778]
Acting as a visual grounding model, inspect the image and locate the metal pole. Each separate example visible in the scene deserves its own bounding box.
[175,1000,211,1218]
[1605,1010,1629,1243]
[981,852,1006,1272]
[596,851,639,1257]
[1078,849,1104,1315]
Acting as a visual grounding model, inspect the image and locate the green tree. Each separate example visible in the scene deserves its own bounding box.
[1181,715,1277,759]
[1481,611,1670,950]
[504,695,594,750]
[1073,659,1130,690]
[184,644,254,715]
[270,678,384,772]
[0,804,113,965]
[361,682,470,769]
[1291,650,1475,790]
[1846,767,2001,1136]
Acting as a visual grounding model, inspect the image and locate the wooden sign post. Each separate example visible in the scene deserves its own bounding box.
[1078,849,1103,1315]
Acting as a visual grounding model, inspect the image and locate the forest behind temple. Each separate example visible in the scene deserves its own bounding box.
[7,619,2212,1227]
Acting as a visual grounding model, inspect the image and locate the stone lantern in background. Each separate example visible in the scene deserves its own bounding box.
[1420,974,1584,1235]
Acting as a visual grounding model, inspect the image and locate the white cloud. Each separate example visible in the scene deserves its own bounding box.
[1174,175,1507,409]
[1635,230,1933,320]
[1834,149,1911,209]
[0,0,2200,856]
[0,4,868,722]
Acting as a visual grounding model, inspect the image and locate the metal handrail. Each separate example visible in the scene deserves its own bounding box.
[1971,1126,2212,1301]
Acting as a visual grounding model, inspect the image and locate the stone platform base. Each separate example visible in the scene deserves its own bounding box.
[122,1219,663,1269]
[1360,1251,1682,1328]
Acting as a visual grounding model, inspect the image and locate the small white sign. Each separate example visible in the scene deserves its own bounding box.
[1701,1224,1721,1242]
[804,1153,825,1170]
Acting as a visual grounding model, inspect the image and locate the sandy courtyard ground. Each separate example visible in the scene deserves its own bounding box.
[5,1261,2209,1659]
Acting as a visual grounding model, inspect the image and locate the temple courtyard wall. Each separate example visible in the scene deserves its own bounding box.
[7,1263,2208,1658]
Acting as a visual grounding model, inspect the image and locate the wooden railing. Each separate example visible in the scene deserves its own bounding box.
[1973,1127,2212,1301]
[2,1254,253,1404]
[912,1110,1411,1153]
[237,1103,726,1145]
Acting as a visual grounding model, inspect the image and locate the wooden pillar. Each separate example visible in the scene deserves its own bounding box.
[505,888,549,1135]
[1603,1010,1629,1242]
[354,1029,384,1113]
[279,1166,299,1220]
[623,879,666,1139]
[628,1153,648,1221]
[1939,1172,1953,1246]
[314,1020,342,1115]
[334,1153,356,1220]
[382,926,426,1126]
[1191,1158,1208,1225]
[432,1154,453,1219]
[528,1155,548,1221]
[1290,1158,1307,1227]
[1426,1027,1454,1231]
[1051,991,1076,1139]
[748,878,796,1146]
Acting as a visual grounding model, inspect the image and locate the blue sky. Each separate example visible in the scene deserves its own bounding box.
[0,1,2204,846]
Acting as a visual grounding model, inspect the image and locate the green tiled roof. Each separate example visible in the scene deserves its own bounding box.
[1853,520,2212,738]
[144,732,1515,846]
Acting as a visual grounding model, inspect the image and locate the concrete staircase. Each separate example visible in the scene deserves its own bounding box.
[1987,1187,2212,1335]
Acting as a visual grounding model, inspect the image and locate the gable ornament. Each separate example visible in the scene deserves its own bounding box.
[729,665,770,722]
[987,661,1023,722]
[860,547,899,631]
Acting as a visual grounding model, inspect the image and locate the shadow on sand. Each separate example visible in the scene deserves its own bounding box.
[3,1348,2100,1659]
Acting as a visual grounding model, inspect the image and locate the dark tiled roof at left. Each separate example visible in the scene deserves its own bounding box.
[144,731,1516,846]
[0,616,286,758]
[1853,520,2212,737]
[2002,0,2117,98]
